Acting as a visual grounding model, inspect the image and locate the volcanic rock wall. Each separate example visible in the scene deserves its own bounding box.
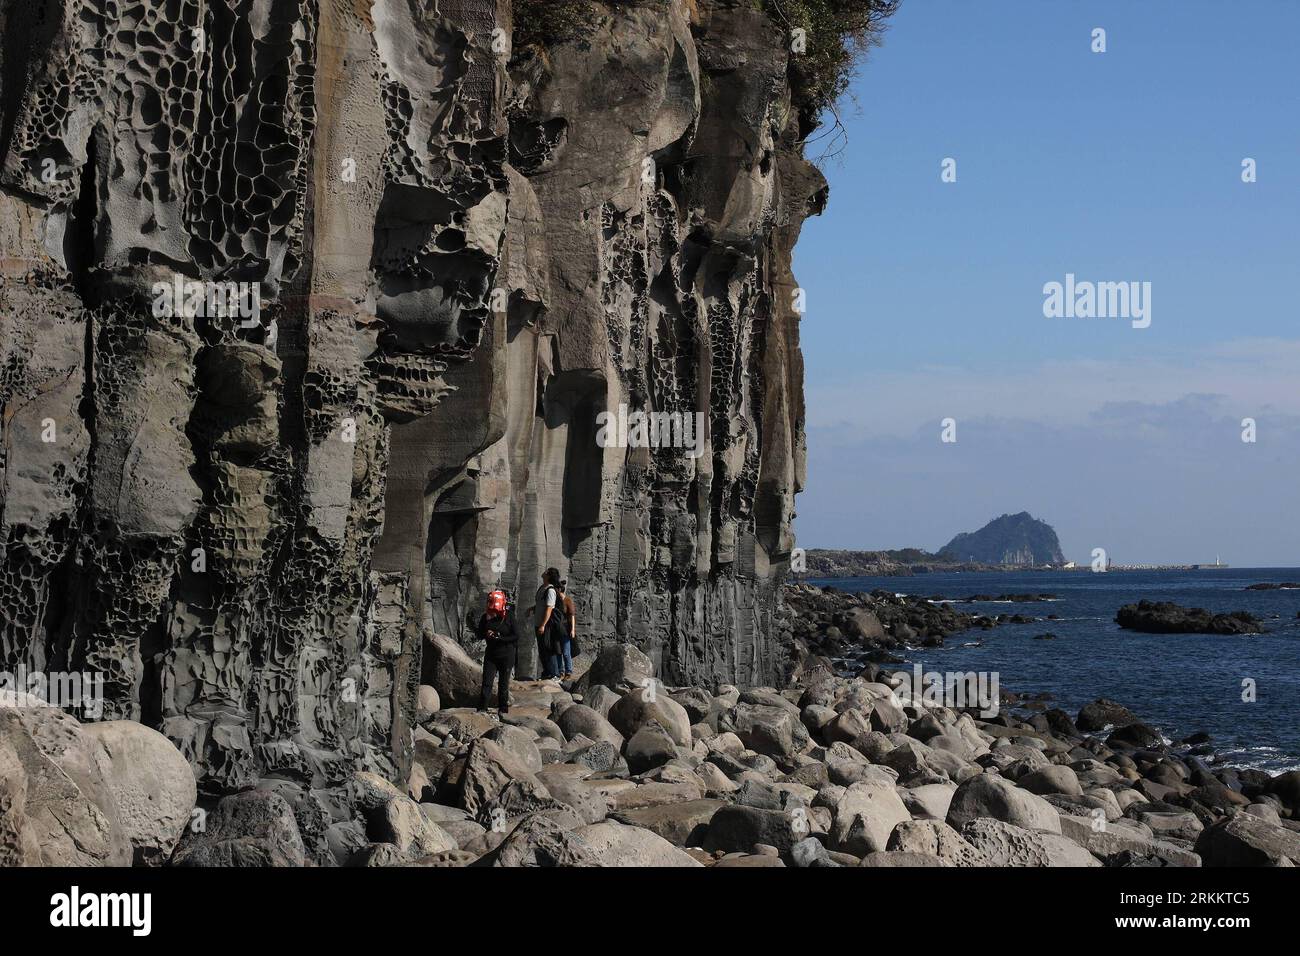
[0,0,821,792]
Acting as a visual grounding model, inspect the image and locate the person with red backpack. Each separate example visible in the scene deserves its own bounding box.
[476,589,518,715]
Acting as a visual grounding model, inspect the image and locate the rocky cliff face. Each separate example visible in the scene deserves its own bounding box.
[0,0,821,793]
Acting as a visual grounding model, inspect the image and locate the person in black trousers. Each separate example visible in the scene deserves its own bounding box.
[534,567,563,679]
[476,590,518,715]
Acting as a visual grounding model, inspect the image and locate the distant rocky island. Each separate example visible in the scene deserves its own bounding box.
[939,513,1066,566]
[806,513,1066,577]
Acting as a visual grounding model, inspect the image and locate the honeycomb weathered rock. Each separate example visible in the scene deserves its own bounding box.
[0,0,820,794]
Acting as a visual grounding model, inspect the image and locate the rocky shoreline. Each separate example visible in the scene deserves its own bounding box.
[4,583,1297,868]
[801,551,1048,578]
[781,583,1051,661]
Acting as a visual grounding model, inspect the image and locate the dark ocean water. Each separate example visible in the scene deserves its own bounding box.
[807,568,1300,773]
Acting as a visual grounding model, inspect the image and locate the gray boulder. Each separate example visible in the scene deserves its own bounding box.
[1039,831,1103,866]
[347,843,409,867]
[1018,764,1084,797]
[556,703,624,749]
[585,644,655,693]
[611,799,726,847]
[416,685,441,721]
[1057,812,1200,866]
[83,720,198,865]
[705,804,802,857]
[348,770,405,813]
[607,685,692,746]
[474,814,600,867]
[668,687,716,725]
[571,740,621,773]
[888,819,988,866]
[959,818,1052,867]
[582,685,623,720]
[172,790,306,866]
[439,819,488,849]
[1108,722,1165,749]
[0,708,130,866]
[1195,812,1300,866]
[1077,698,1140,732]
[947,773,1062,833]
[826,708,872,744]
[369,795,457,857]
[625,720,679,774]
[901,783,957,821]
[869,698,909,734]
[536,770,609,825]
[459,737,548,819]
[801,704,837,735]
[791,836,841,867]
[483,724,543,773]
[1131,808,1204,842]
[732,702,801,759]
[829,780,911,856]
[423,632,483,708]
[576,820,703,867]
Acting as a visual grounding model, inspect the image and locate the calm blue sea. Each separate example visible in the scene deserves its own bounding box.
[808,568,1300,773]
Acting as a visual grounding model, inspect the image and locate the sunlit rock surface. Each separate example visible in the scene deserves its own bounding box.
[0,0,820,792]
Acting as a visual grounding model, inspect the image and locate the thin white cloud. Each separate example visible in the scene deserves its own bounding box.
[808,338,1300,439]
[800,407,1300,563]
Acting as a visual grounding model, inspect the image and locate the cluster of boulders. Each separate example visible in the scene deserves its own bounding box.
[2,590,1300,868]
[1116,600,1263,635]
[1,695,197,866]
[5,629,1299,867]
[327,640,1300,867]
[780,585,1054,676]
[782,584,999,658]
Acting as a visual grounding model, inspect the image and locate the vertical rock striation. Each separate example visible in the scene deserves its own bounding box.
[1,0,823,792]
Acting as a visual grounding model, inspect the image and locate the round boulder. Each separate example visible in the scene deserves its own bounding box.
[422,632,483,708]
[946,773,1062,833]
[585,644,655,693]
[556,703,624,749]
[83,720,198,865]
[1077,698,1139,732]
[608,685,691,747]
[1018,764,1084,797]
[626,721,679,775]
[577,820,702,867]
[417,685,441,721]
[0,708,130,866]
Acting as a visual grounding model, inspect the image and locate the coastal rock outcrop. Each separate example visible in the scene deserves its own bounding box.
[5,2,1292,874]
[5,619,1299,868]
[0,0,827,795]
[1115,601,1263,635]
[781,583,998,670]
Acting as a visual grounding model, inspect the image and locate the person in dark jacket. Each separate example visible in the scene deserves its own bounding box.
[476,589,518,715]
[534,567,563,680]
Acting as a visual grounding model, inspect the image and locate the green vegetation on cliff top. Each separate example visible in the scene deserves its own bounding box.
[513,0,899,124]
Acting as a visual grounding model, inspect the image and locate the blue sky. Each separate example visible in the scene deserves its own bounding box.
[793,0,1300,566]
